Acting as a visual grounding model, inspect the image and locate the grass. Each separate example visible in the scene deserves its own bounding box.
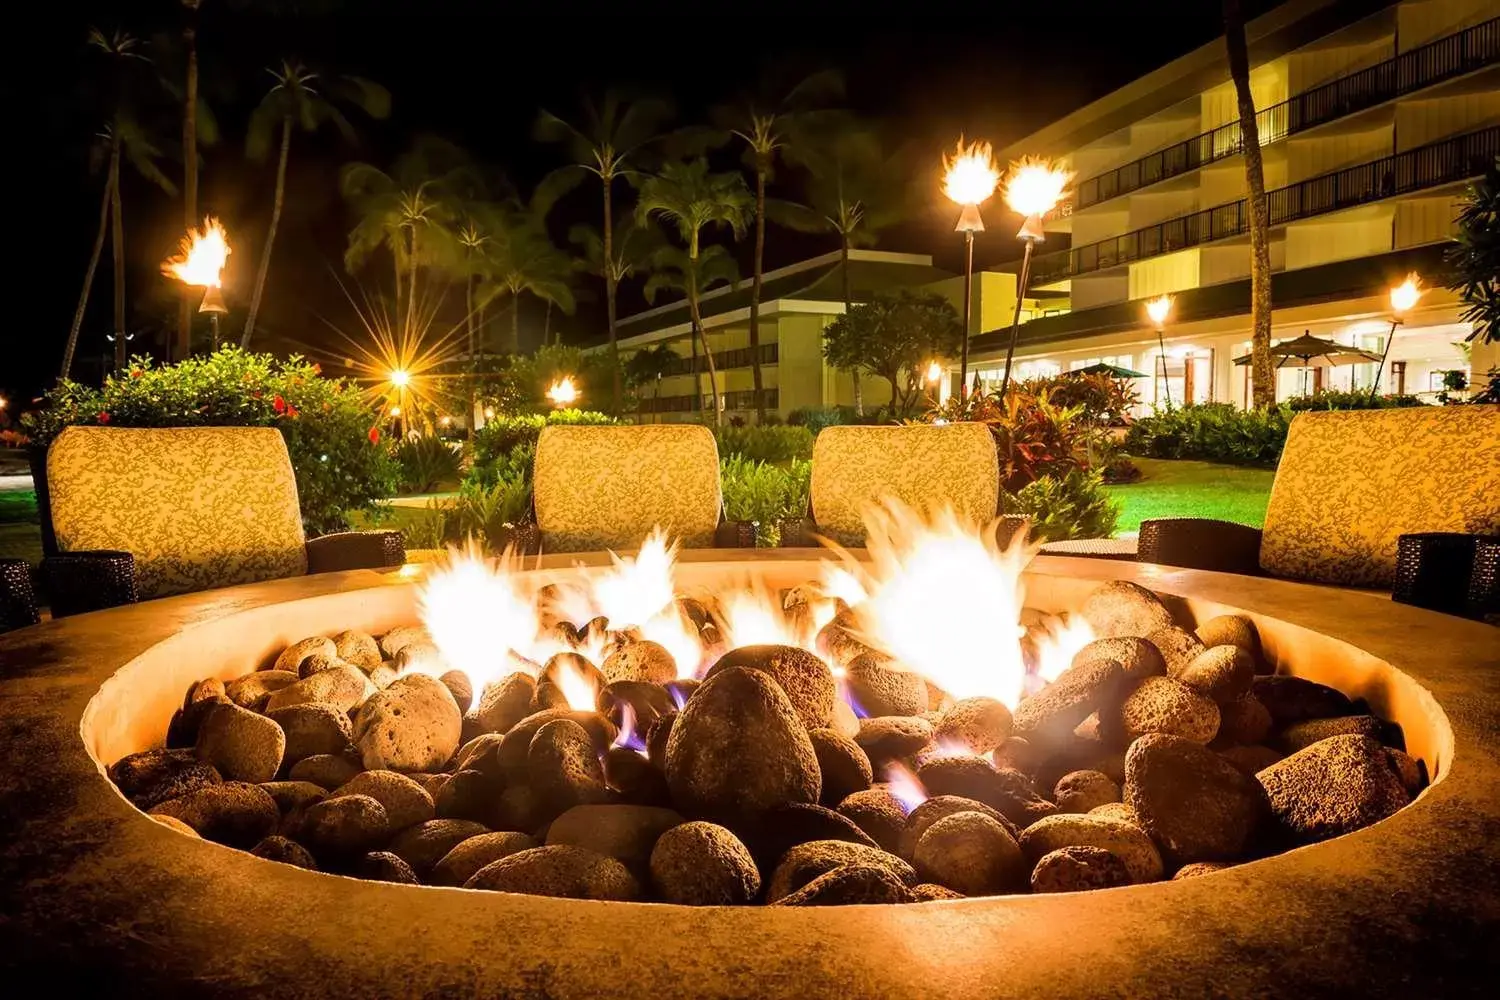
[0,489,37,525]
[1104,458,1275,534]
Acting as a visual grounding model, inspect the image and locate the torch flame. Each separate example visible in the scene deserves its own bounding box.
[163,216,230,288]
[942,138,999,206]
[1003,157,1073,219]
[546,376,579,407]
[1390,272,1423,315]
[1145,294,1174,329]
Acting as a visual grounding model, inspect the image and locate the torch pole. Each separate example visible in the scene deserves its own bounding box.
[1369,318,1400,402]
[1156,325,1172,408]
[209,313,220,352]
[960,228,974,394]
[997,236,1036,401]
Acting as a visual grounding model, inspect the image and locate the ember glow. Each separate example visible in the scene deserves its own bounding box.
[162,216,230,288]
[1003,157,1072,219]
[942,138,999,206]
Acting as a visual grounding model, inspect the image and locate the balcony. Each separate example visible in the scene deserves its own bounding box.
[1074,14,1500,210]
[1030,123,1500,286]
[640,388,779,414]
[660,341,778,377]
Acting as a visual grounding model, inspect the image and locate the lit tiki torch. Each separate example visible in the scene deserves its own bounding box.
[546,375,579,409]
[163,217,231,351]
[942,139,999,394]
[997,158,1072,399]
[1371,273,1423,400]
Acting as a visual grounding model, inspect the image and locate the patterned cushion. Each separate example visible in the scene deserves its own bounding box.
[533,424,722,552]
[1260,406,1500,587]
[47,426,308,599]
[810,423,1001,545]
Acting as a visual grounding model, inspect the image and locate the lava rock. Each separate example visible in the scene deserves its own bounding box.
[388,819,491,876]
[300,794,389,857]
[454,732,506,777]
[898,796,1015,860]
[603,747,671,807]
[1018,814,1164,884]
[913,811,1025,896]
[836,787,909,855]
[646,713,676,770]
[288,754,362,790]
[916,758,1055,828]
[493,785,550,834]
[149,781,279,848]
[772,863,913,906]
[1219,745,1284,776]
[533,652,607,712]
[1216,694,1273,746]
[439,671,473,714]
[298,653,344,679]
[843,655,929,718]
[226,670,300,709]
[1195,615,1262,666]
[547,804,683,874]
[855,716,934,770]
[1079,581,1175,639]
[259,780,328,813]
[664,666,821,827]
[706,644,836,730]
[766,840,916,902]
[1054,770,1121,814]
[497,709,617,783]
[1012,658,1128,752]
[746,802,878,867]
[108,748,222,810]
[1251,675,1355,726]
[186,677,226,705]
[1386,748,1427,795]
[1178,646,1255,705]
[267,703,353,765]
[465,845,641,901]
[649,821,760,905]
[353,672,463,773]
[1256,734,1410,845]
[409,772,452,799]
[274,636,336,674]
[195,701,285,784]
[1173,861,1231,879]
[265,664,377,714]
[436,769,500,823]
[250,834,318,870]
[431,831,538,886]
[166,697,226,748]
[1125,733,1269,864]
[529,719,611,814]
[474,673,538,735]
[1109,676,1220,745]
[1088,802,1141,825]
[1072,637,1167,682]
[1029,845,1133,893]
[379,625,429,659]
[1147,626,1206,677]
[597,681,675,734]
[331,630,382,671]
[992,737,1042,776]
[1274,715,1390,753]
[910,882,965,901]
[332,770,436,832]
[393,642,443,673]
[934,698,1015,755]
[601,641,678,686]
[816,607,873,666]
[357,851,420,884]
[809,729,873,806]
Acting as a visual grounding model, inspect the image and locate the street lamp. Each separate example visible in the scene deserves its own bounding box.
[1371,273,1423,399]
[163,217,231,352]
[942,138,999,395]
[997,158,1073,400]
[1145,294,1175,407]
[546,375,579,409]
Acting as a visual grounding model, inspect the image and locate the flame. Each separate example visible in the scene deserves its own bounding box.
[418,540,539,691]
[546,376,579,407]
[612,701,647,753]
[1390,272,1423,315]
[1145,294,1174,328]
[641,606,705,680]
[590,529,680,630]
[819,563,869,609]
[942,138,999,206]
[1031,613,1095,684]
[845,500,1034,709]
[163,216,230,288]
[551,655,599,712]
[885,762,928,814]
[926,360,944,383]
[1003,157,1072,218]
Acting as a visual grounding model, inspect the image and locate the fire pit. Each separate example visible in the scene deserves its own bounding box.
[1,535,1498,996]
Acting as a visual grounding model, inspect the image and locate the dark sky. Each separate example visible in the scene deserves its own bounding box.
[4,0,1268,407]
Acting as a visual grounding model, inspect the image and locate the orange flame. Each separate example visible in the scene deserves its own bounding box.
[163,216,230,288]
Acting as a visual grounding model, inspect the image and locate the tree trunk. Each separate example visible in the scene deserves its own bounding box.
[243,117,291,348]
[690,313,701,419]
[888,374,902,418]
[465,265,476,444]
[840,237,863,416]
[110,137,127,371]
[690,290,720,429]
[749,169,768,423]
[1225,0,1274,408]
[405,228,418,339]
[543,299,554,345]
[510,296,521,355]
[176,5,199,361]
[604,176,622,413]
[63,171,115,380]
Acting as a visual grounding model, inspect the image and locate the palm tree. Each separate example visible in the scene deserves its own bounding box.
[62,139,116,380]
[713,69,844,423]
[636,159,753,427]
[624,343,680,423]
[243,60,388,346]
[570,214,661,327]
[477,211,576,355]
[776,125,907,414]
[643,244,740,424]
[535,93,674,413]
[174,0,201,359]
[1225,0,1274,407]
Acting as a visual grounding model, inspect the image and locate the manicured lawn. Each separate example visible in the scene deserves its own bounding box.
[0,489,37,525]
[1104,458,1275,535]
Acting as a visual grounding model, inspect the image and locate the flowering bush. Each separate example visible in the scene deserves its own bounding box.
[24,348,398,534]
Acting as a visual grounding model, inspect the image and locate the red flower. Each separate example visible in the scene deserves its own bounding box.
[368,426,381,445]
[128,369,142,379]
[273,395,287,414]
[286,405,300,419]
[311,363,322,375]
[251,390,263,400]
[97,412,111,424]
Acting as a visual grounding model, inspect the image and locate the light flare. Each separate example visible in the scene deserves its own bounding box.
[590,529,681,630]
[641,606,706,680]
[1003,157,1072,218]
[942,138,999,206]
[162,216,230,288]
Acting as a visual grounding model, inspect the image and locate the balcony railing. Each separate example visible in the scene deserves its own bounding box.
[640,388,779,414]
[1074,15,1500,210]
[660,341,778,377]
[1030,123,1500,286]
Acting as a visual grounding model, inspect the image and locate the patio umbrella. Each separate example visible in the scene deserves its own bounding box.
[1232,333,1381,369]
[1067,362,1148,378]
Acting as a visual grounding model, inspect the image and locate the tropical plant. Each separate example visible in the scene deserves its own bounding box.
[392,434,461,493]
[571,214,662,340]
[1023,372,1139,426]
[398,501,455,551]
[1005,468,1120,543]
[535,94,675,412]
[1224,0,1274,407]
[244,60,389,346]
[1448,155,1500,345]
[719,455,812,546]
[636,159,754,428]
[623,343,680,422]
[786,405,863,434]
[1283,389,1426,411]
[453,475,533,547]
[930,384,1088,490]
[477,210,576,355]
[822,291,963,417]
[714,425,815,462]
[713,68,844,422]
[1124,403,1293,466]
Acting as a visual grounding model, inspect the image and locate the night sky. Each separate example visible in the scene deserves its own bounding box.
[5,0,1271,407]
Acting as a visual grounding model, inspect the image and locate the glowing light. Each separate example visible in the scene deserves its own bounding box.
[546,376,579,408]
[484,407,496,419]
[1390,273,1423,316]
[1031,614,1095,684]
[1145,294,1174,329]
[390,368,412,388]
[389,405,402,417]
[885,762,928,814]
[719,584,804,650]
[1003,158,1072,219]
[926,360,943,383]
[439,415,452,427]
[418,541,540,692]
[162,216,230,288]
[0,396,7,411]
[942,138,999,206]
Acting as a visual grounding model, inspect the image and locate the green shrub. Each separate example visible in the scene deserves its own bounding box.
[1005,468,1120,542]
[471,409,618,465]
[1124,404,1293,466]
[787,406,857,434]
[393,435,461,494]
[398,502,456,551]
[23,348,398,534]
[453,476,533,548]
[1021,372,1139,426]
[1283,390,1426,411]
[719,456,811,546]
[715,425,814,462]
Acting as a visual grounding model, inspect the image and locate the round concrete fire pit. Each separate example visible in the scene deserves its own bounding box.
[1,552,1497,998]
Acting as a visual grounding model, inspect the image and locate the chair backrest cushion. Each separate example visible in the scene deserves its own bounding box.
[810,423,1000,545]
[47,426,308,599]
[1259,406,1500,587]
[533,424,722,552]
